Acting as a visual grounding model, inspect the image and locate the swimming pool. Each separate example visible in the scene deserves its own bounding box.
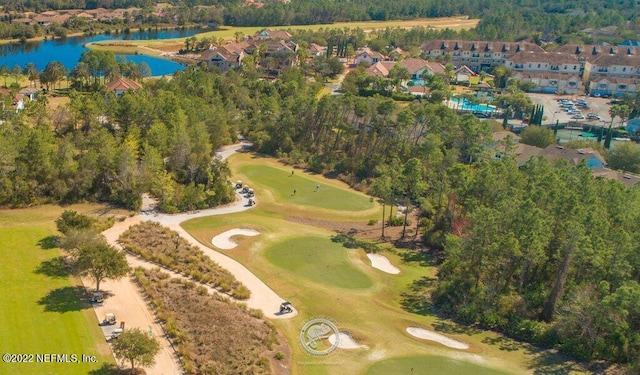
[450,97,497,113]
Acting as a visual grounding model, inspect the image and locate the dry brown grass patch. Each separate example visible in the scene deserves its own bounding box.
[135,268,288,374]
[120,222,250,299]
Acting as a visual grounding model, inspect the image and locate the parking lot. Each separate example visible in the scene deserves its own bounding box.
[528,93,616,128]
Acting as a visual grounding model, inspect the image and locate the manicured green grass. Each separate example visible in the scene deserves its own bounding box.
[0,204,119,375]
[238,164,375,212]
[0,227,114,375]
[366,355,513,375]
[264,236,373,289]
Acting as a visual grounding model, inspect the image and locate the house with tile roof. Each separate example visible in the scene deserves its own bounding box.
[355,48,385,66]
[536,144,606,169]
[105,77,143,97]
[199,46,244,71]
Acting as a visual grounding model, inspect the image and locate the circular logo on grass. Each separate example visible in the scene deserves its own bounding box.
[299,317,340,355]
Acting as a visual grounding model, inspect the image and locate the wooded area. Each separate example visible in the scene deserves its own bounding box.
[2,45,640,369]
[2,0,640,43]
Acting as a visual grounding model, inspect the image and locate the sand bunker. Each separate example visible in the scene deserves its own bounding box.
[366,254,400,274]
[328,332,361,349]
[211,228,260,250]
[406,327,469,350]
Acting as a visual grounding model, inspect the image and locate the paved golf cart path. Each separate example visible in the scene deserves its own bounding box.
[96,141,296,375]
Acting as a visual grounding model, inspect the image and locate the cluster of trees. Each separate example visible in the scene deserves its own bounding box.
[433,158,640,366]
[0,63,236,210]
[56,210,130,292]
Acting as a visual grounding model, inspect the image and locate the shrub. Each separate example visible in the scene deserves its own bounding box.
[368,219,377,226]
[274,352,285,360]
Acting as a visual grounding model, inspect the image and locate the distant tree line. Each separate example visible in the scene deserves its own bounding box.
[2,0,640,43]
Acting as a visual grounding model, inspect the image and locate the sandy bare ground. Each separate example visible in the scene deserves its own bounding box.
[366,253,400,274]
[87,140,295,374]
[212,228,261,249]
[406,327,469,350]
[328,332,363,349]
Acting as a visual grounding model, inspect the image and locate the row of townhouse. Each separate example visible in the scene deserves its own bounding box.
[198,30,298,74]
[421,40,640,97]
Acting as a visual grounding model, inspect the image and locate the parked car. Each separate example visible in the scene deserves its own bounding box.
[571,114,585,119]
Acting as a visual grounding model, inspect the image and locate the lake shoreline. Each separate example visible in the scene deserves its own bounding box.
[0,24,204,47]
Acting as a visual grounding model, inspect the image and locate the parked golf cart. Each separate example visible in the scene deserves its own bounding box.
[91,291,104,305]
[235,180,243,189]
[103,313,116,325]
[247,189,254,197]
[111,328,123,340]
[279,302,293,314]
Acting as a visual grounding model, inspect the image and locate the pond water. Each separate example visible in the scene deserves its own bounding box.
[0,27,204,76]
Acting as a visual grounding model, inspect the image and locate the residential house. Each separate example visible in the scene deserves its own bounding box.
[504,51,586,77]
[588,77,640,97]
[510,72,583,94]
[592,168,640,188]
[105,77,143,97]
[256,29,292,41]
[18,87,39,101]
[421,40,545,73]
[13,93,24,112]
[454,65,476,84]
[365,61,395,78]
[354,48,385,66]
[488,131,542,165]
[536,144,606,169]
[388,47,408,61]
[11,18,33,25]
[308,43,326,57]
[406,84,430,97]
[199,46,244,71]
[399,58,445,80]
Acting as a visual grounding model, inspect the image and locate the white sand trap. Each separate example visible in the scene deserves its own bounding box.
[406,327,469,350]
[328,332,361,349]
[367,254,400,274]
[212,228,260,249]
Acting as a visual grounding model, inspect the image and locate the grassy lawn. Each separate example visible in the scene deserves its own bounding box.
[177,154,590,375]
[264,236,373,289]
[0,204,119,375]
[235,157,376,214]
[366,355,513,375]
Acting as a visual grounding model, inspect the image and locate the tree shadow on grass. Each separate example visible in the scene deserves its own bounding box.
[400,276,437,315]
[34,256,71,279]
[38,235,60,249]
[482,336,533,352]
[87,363,122,375]
[400,249,438,267]
[528,350,588,375]
[432,319,482,336]
[37,286,90,313]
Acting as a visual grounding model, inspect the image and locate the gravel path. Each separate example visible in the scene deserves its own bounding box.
[89,140,295,375]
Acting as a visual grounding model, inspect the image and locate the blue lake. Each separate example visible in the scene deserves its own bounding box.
[0,27,205,76]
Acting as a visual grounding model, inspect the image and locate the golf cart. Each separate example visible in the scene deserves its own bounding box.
[241,185,250,193]
[235,180,243,189]
[247,189,255,197]
[103,313,117,325]
[111,328,123,340]
[279,302,293,314]
[248,198,255,206]
[91,291,104,305]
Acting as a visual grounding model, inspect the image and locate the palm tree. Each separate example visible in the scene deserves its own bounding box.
[71,62,90,91]
[23,63,39,88]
